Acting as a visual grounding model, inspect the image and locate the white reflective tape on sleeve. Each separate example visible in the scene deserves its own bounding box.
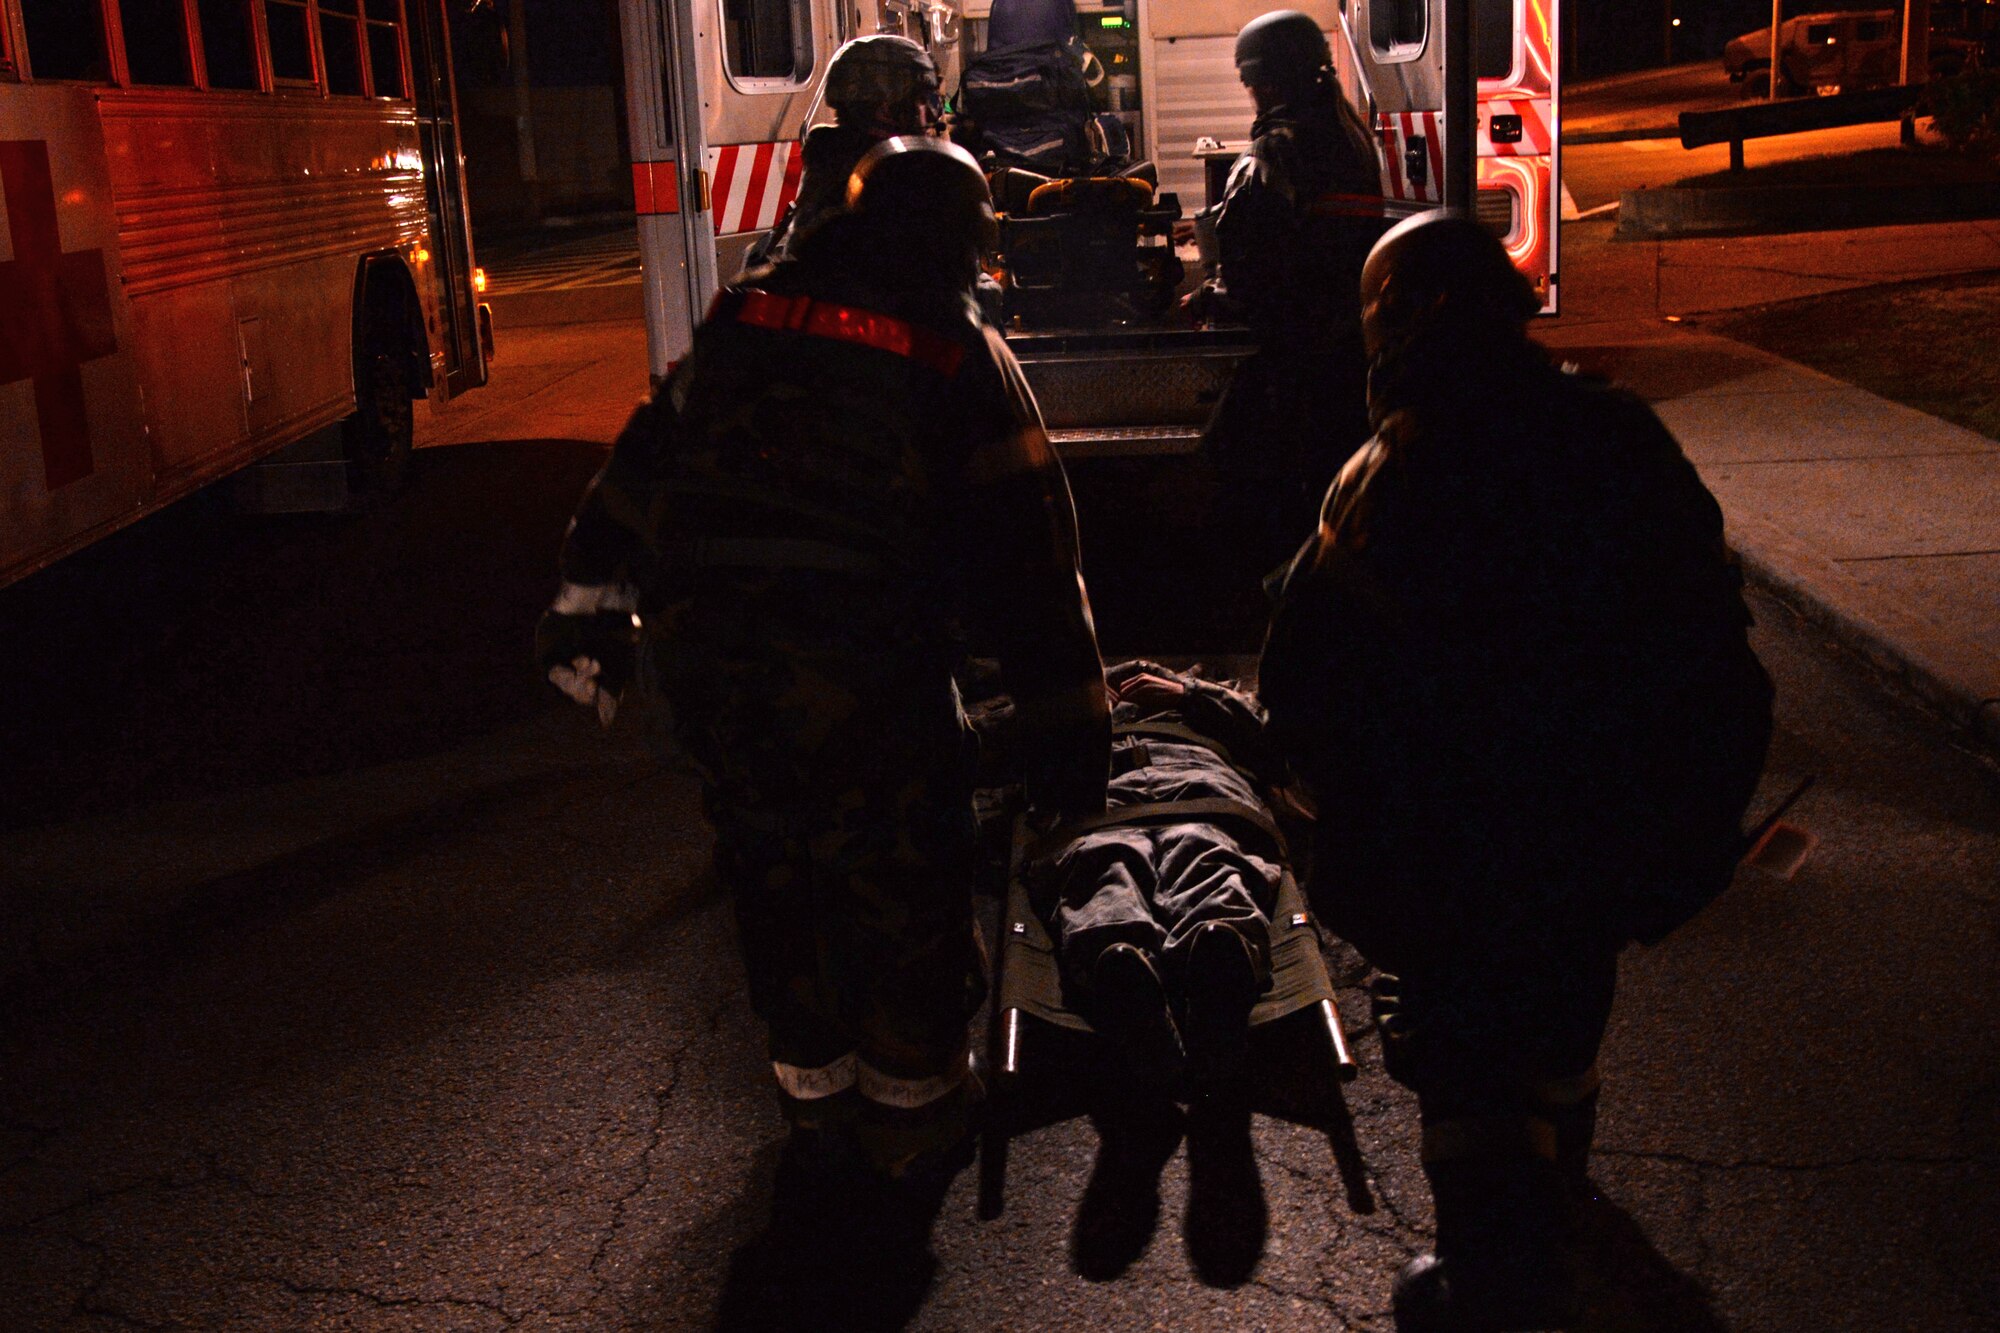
[772,1053,858,1101]
[552,581,639,615]
[857,1059,964,1110]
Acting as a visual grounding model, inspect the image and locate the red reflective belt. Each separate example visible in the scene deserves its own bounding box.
[1305,192,1387,220]
[725,289,965,378]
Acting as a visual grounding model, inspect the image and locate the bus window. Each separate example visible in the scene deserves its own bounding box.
[198,0,261,89]
[722,0,813,86]
[320,0,367,94]
[366,0,407,98]
[20,0,112,81]
[1370,0,1426,59]
[264,0,316,83]
[118,0,197,86]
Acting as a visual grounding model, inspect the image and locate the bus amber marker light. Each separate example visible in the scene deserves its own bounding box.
[474,268,488,294]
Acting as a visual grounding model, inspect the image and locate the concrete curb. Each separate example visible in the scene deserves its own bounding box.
[1565,124,1681,145]
[1727,513,2000,756]
[1618,181,2000,238]
[1564,61,1717,97]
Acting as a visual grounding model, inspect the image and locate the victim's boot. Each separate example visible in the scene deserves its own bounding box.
[1090,943,1187,1092]
[1180,922,1261,1092]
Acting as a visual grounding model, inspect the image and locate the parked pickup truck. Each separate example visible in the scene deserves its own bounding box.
[1723,9,1979,98]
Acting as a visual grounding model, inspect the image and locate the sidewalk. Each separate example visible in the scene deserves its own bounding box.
[1545,221,2000,751]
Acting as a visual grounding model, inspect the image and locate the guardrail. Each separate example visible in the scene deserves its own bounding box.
[1679,84,1924,171]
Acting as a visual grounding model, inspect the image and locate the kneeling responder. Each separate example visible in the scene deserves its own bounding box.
[538,137,1110,1181]
[1193,9,1386,564]
[752,34,942,266]
[1260,214,1773,1331]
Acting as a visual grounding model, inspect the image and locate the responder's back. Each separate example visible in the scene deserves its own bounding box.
[645,206,1108,818]
[1261,339,1773,962]
[661,217,979,618]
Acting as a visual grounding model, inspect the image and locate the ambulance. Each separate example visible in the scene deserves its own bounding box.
[619,0,1558,452]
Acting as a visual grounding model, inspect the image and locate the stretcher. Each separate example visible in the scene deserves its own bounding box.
[976,764,1359,1219]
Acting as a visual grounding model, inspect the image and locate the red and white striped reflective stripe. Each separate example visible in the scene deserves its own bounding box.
[707,141,805,236]
[1376,111,1444,205]
[1478,98,1555,157]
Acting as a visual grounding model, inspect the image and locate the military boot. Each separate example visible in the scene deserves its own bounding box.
[1090,943,1186,1091]
[1393,1153,1580,1332]
[1181,922,1261,1091]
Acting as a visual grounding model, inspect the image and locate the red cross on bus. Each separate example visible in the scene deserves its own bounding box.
[1,139,116,493]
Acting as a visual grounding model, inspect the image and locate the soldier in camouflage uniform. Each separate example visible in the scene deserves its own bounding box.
[1260,214,1772,1331]
[1192,10,1386,565]
[538,137,1110,1179]
[750,35,942,267]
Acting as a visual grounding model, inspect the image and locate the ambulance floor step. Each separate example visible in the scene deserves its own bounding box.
[1048,426,1203,458]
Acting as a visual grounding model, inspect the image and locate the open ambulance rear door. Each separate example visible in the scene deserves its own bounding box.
[1348,0,1559,311]
[621,0,847,379]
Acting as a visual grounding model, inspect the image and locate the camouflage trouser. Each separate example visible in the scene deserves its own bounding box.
[710,770,982,1170]
[1371,949,1617,1307]
[646,581,987,1170]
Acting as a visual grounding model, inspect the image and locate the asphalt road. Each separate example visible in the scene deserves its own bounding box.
[1,319,1995,1329]
[1564,62,1746,139]
[1559,61,1908,211]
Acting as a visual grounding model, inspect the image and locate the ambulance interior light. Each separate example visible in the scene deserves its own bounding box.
[1098,15,1130,27]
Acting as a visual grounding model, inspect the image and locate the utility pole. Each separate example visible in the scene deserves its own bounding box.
[510,0,543,219]
[1444,0,1476,215]
[1900,0,1932,143]
[1769,0,1784,100]
[1900,0,1932,85]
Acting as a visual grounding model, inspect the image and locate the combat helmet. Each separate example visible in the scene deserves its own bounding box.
[847,135,1001,259]
[1234,10,1332,89]
[1360,211,1539,352]
[824,35,941,128]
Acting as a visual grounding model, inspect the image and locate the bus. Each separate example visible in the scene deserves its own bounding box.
[1,0,490,590]
[616,0,1558,449]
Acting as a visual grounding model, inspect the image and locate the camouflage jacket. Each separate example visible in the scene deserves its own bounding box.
[1259,338,1773,960]
[559,215,1111,818]
[1214,84,1385,344]
[750,123,876,267]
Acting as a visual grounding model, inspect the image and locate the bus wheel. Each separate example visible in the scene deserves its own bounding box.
[344,297,414,503]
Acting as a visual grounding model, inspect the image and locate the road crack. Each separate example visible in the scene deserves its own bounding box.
[271,1277,522,1327]
[1596,1146,1974,1173]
